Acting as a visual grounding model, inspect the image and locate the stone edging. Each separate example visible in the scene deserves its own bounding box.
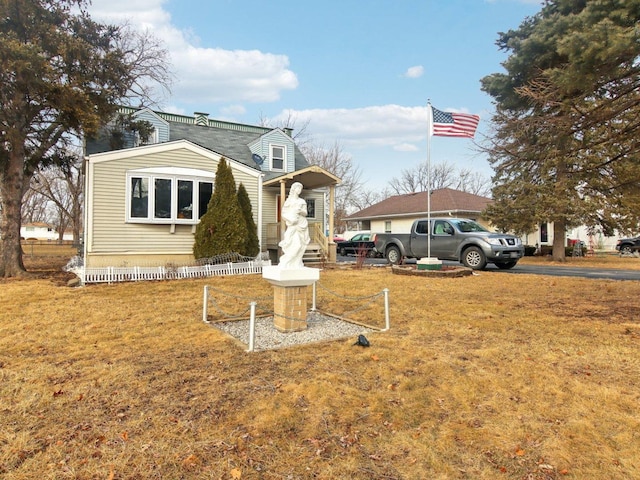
[391,265,473,278]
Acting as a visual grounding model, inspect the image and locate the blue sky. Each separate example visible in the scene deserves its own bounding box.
[88,0,543,190]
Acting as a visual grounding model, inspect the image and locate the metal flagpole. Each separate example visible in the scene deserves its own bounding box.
[426,101,432,259]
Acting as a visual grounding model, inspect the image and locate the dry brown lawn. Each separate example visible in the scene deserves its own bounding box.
[1,255,639,479]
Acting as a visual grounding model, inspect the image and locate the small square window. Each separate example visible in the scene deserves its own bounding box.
[271,145,285,170]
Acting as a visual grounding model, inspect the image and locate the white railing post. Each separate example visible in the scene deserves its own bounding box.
[383,288,390,331]
[311,282,317,311]
[202,286,209,323]
[247,302,256,352]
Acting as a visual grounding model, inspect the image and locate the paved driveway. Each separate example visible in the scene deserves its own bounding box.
[336,255,640,281]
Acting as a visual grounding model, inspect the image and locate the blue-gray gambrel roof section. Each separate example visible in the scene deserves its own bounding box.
[85,108,310,183]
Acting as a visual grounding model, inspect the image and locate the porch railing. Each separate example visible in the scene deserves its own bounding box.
[266,221,328,256]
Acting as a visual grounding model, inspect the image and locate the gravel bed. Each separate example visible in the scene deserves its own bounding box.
[211,311,374,351]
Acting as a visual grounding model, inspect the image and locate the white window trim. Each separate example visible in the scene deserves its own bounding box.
[126,167,214,225]
[270,144,286,172]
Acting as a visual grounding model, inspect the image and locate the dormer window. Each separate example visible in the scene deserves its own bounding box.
[136,127,159,146]
[270,144,285,171]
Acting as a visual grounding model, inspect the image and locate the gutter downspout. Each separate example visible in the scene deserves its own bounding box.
[82,156,91,286]
[257,174,263,254]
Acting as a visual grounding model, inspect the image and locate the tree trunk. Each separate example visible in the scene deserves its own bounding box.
[552,219,567,262]
[0,152,28,277]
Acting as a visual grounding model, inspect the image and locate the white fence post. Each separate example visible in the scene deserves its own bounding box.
[202,286,209,323]
[247,302,256,352]
[382,288,390,331]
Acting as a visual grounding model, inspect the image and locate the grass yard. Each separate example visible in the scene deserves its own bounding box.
[1,255,639,479]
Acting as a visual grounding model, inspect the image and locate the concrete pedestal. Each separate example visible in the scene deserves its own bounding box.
[262,266,320,332]
[417,257,443,270]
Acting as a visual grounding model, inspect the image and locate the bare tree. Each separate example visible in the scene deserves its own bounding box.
[301,141,364,234]
[388,161,490,196]
[455,168,492,197]
[259,111,312,151]
[350,188,392,213]
[21,189,50,225]
[30,156,84,244]
[115,25,173,108]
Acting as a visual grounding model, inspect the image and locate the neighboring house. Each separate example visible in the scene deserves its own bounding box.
[21,222,73,242]
[346,187,619,251]
[345,188,492,234]
[83,108,340,268]
[521,223,619,251]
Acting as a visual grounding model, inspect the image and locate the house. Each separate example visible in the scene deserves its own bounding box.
[522,223,619,252]
[347,188,619,251]
[345,188,492,234]
[83,108,340,268]
[20,222,73,242]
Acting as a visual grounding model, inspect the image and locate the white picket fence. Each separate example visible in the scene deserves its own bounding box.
[81,260,271,284]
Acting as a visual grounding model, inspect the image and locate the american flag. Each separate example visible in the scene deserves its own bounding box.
[431,106,480,138]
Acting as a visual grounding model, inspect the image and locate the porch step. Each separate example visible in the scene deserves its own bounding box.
[303,243,325,264]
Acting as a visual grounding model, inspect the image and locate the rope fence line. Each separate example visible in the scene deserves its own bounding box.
[202,282,391,352]
[313,282,386,319]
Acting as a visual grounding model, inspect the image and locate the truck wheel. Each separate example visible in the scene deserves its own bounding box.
[386,245,402,265]
[339,247,347,256]
[462,246,487,270]
[495,260,517,270]
[620,245,633,254]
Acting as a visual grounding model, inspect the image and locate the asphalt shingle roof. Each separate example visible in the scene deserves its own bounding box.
[87,108,309,173]
[346,188,492,220]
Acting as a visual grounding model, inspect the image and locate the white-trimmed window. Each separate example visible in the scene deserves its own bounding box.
[270,144,285,171]
[134,127,159,147]
[127,167,214,224]
[305,198,315,219]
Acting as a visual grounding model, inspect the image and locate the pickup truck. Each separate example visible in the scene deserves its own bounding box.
[373,217,524,270]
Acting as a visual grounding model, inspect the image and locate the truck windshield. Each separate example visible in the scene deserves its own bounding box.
[453,220,489,233]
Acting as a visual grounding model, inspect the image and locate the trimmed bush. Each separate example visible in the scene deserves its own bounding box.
[193,159,248,259]
[237,183,260,257]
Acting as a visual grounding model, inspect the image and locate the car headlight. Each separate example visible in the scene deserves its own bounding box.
[484,237,502,246]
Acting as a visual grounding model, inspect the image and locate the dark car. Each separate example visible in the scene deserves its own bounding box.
[337,233,379,257]
[616,236,640,254]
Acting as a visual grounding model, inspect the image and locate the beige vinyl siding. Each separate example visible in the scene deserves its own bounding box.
[262,189,279,233]
[88,146,260,262]
[370,218,416,234]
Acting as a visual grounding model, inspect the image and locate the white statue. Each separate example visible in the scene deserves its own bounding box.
[278,182,310,269]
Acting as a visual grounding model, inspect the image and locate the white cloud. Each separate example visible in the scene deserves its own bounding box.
[403,65,424,78]
[173,47,298,104]
[86,0,298,107]
[274,104,429,150]
[219,105,247,118]
[394,143,419,152]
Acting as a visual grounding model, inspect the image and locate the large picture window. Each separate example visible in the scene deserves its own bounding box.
[127,167,214,224]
